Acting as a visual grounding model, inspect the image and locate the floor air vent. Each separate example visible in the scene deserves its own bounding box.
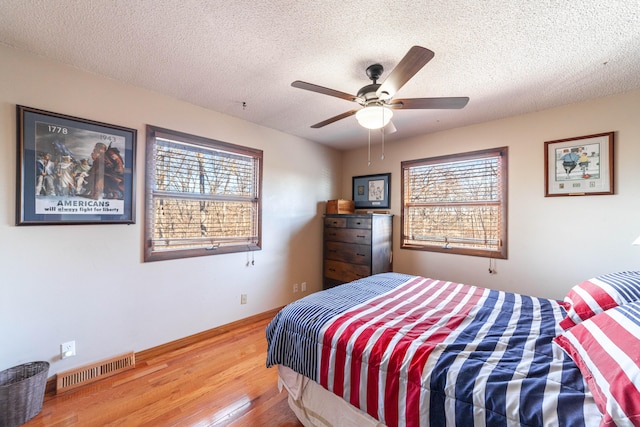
[56,352,135,394]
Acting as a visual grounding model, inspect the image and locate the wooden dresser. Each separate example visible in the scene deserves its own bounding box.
[323,213,393,289]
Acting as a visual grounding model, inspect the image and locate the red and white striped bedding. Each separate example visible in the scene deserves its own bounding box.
[266,273,602,426]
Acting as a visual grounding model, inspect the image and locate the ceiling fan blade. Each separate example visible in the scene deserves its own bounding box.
[292,81,357,102]
[390,97,469,109]
[376,46,435,99]
[310,109,358,128]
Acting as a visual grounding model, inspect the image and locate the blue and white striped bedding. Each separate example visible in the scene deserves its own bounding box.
[266,273,602,426]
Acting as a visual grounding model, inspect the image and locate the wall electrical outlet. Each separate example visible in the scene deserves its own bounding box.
[293,283,299,293]
[61,341,76,359]
[240,294,247,304]
[301,282,307,292]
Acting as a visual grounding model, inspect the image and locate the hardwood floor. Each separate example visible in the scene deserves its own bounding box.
[24,314,304,426]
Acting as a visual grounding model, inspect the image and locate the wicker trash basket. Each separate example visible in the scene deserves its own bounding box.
[0,361,49,427]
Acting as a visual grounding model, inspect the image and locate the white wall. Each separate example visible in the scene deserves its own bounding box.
[0,45,342,376]
[342,89,640,300]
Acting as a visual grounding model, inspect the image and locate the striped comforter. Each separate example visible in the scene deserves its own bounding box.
[266,273,601,427]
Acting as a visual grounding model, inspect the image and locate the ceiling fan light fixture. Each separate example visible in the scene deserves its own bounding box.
[355,105,393,130]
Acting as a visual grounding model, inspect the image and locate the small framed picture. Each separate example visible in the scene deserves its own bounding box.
[352,173,391,209]
[544,132,614,197]
[16,105,137,225]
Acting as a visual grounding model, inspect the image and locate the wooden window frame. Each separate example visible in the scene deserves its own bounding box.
[144,125,262,262]
[401,147,508,259]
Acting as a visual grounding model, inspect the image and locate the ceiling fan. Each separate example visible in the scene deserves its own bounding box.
[291,46,469,131]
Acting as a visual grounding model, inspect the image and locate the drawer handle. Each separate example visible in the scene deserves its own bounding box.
[328,268,337,272]
[328,249,337,253]
[356,253,365,257]
[356,221,362,225]
[329,232,337,237]
[356,235,366,238]
[332,221,339,225]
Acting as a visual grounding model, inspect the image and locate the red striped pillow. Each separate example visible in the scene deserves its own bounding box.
[554,301,640,426]
[559,271,640,330]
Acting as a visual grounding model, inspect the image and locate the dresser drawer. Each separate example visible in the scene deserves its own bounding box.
[324,217,347,228]
[324,260,370,282]
[324,241,371,265]
[324,228,371,244]
[347,217,371,229]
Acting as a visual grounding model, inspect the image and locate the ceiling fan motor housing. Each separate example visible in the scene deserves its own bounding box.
[357,83,382,104]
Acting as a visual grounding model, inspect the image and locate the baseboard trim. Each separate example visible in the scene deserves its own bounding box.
[45,306,283,396]
[136,306,282,363]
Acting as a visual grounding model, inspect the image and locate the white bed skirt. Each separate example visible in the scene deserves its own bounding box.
[277,365,385,427]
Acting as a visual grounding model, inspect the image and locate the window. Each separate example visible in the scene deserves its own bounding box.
[401,147,507,259]
[144,125,262,262]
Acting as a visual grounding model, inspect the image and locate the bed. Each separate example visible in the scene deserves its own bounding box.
[266,272,640,427]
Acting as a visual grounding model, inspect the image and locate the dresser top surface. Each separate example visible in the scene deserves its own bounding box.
[324,213,393,218]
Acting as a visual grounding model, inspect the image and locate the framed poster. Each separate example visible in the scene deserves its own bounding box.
[352,173,391,209]
[16,105,137,225]
[544,132,613,197]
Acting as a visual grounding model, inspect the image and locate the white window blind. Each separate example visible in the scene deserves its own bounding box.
[145,126,262,262]
[401,147,507,258]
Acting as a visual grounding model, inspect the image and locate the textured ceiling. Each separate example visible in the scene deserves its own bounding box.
[1,1,639,150]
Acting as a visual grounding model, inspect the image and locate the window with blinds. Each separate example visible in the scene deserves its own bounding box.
[401,147,507,259]
[144,125,262,262]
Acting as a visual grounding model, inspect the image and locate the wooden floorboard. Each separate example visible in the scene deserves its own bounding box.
[24,316,303,427]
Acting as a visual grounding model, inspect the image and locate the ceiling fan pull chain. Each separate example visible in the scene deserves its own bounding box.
[368,129,371,166]
[381,109,385,160]
[381,124,385,160]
